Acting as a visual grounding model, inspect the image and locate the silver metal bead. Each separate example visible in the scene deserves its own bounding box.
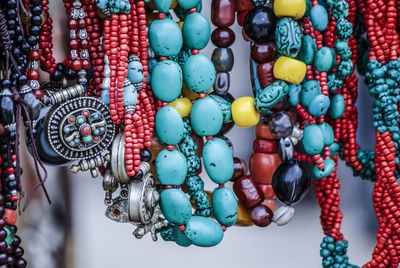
[273,206,295,226]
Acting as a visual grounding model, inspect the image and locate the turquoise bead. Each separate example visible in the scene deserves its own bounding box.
[155,149,187,185]
[160,189,192,225]
[310,5,328,31]
[329,142,340,157]
[202,137,234,184]
[4,226,14,246]
[308,94,330,116]
[288,84,302,106]
[155,106,184,145]
[212,188,237,227]
[191,96,223,136]
[275,17,302,58]
[123,83,138,107]
[300,80,321,107]
[127,60,143,84]
[100,89,110,106]
[184,216,224,247]
[183,54,216,93]
[329,94,345,119]
[173,225,192,247]
[318,122,334,146]
[153,0,172,13]
[209,94,232,123]
[149,19,183,56]
[297,35,316,65]
[303,125,324,154]
[82,135,92,143]
[314,47,336,72]
[151,60,182,102]
[177,0,200,9]
[96,0,108,10]
[183,13,211,50]
[313,159,335,179]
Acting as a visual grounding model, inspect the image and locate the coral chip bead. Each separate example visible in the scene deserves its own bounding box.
[231,96,260,127]
[273,0,306,18]
[169,97,193,117]
[273,56,306,85]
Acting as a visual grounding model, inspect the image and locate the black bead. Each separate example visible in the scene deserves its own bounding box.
[31,5,42,15]
[6,245,13,255]
[0,253,6,265]
[21,43,30,53]
[18,75,27,86]
[7,0,17,8]
[243,6,277,43]
[0,242,6,253]
[27,35,37,46]
[268,111,293,138]
[31,0,41,5]
[140,149,152,162]
[30,25,40,36]
[132,170,143,181]
[6,10,17,19]
[8,30,15,38]
[65,68,77,80]
[6,256,15,266]
[31,15,42,26]
[50,70,63,82]
[7,20,16,29]
[272,160,311,206]
[1,80,11,89]
[12,236,20,247]
[15,258,27,268]
[14,247,23,258]
[56,63,66,73]
[0,230,6,242]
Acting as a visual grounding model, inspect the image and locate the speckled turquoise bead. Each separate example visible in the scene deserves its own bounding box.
[288,84,302,106]
[123,83,138,107]
[177,0,200,9]
[160,189,192,225]
[310,5,328,31]
[155,149,187,185]
[212,188,238,227]
[313,159,335,179]
[183,55,216,93]
[153,0,172,13]
[127,60,144,84]
[173,225,192,247]
[202,137,234,184]
[308,94,330,116]
[301,80,321,107]
[318,122,334,146]
[96,0,108,10]
[191,96,223,136]
[149,19,183,56]
[151,60,182,102]
[329,142,340,156]
[303,125,324,154]
[334,40,352,61]
[182,12,210,50]
[297,35,316,65]
[329,94,345,119]
[155,106,184,145]
[184,216,224,247]
[209,94,232,123]
[314,47,335,72]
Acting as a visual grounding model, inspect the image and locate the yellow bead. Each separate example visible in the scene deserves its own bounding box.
[273,0,306,18]
[232,97,260,127]
[273,56,306,85]
[182,82,199,100]
[171,0,178,8]
[178,21,184,31]
[236,202,253,226]
[169,97,192,117]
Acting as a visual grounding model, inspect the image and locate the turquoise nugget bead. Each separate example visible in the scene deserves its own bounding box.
[151,60,182,102]
[318,122,334,146]
[96,0,108,10]
[183,13,211,50]
[155,106,184,145]
[100,89,110,106]
[310,5,328,31]
[191,96,223,136]
[184,216,224,247]
[301,80,321,107]
[202,137,234,184]
[303,125,324,154]
[288,84,302,106]
[153,0,172,13]
[308,94,330,116]
[177,0,200,9]
[313,159,335,179]
[183,54,216,93]
[155,149,187,185]
[173,225,192,247]
[149,19,182,56]
[160,189,192,225]
[329,142,340,156]
[127,60,143,84]
[329,94,345,119]
[212,188,238,227]
[314,47,336,72]
[123,83,138,107]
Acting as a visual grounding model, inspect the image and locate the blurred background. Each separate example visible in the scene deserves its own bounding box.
[18,1,379,267]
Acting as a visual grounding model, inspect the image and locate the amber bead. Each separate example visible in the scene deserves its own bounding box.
[233,176,264,209]
[211,0,236,27]
[211,28,236,48]
[255,123,275,139]
[256,61,275,89]
[253,138,277,153]
[251,42,278,64]
[258,184,276,199]
[251,205,273,227]
[231,157,248,181]
[261,199,276,211]
[234,0,255,12]
[249,153,281,184]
